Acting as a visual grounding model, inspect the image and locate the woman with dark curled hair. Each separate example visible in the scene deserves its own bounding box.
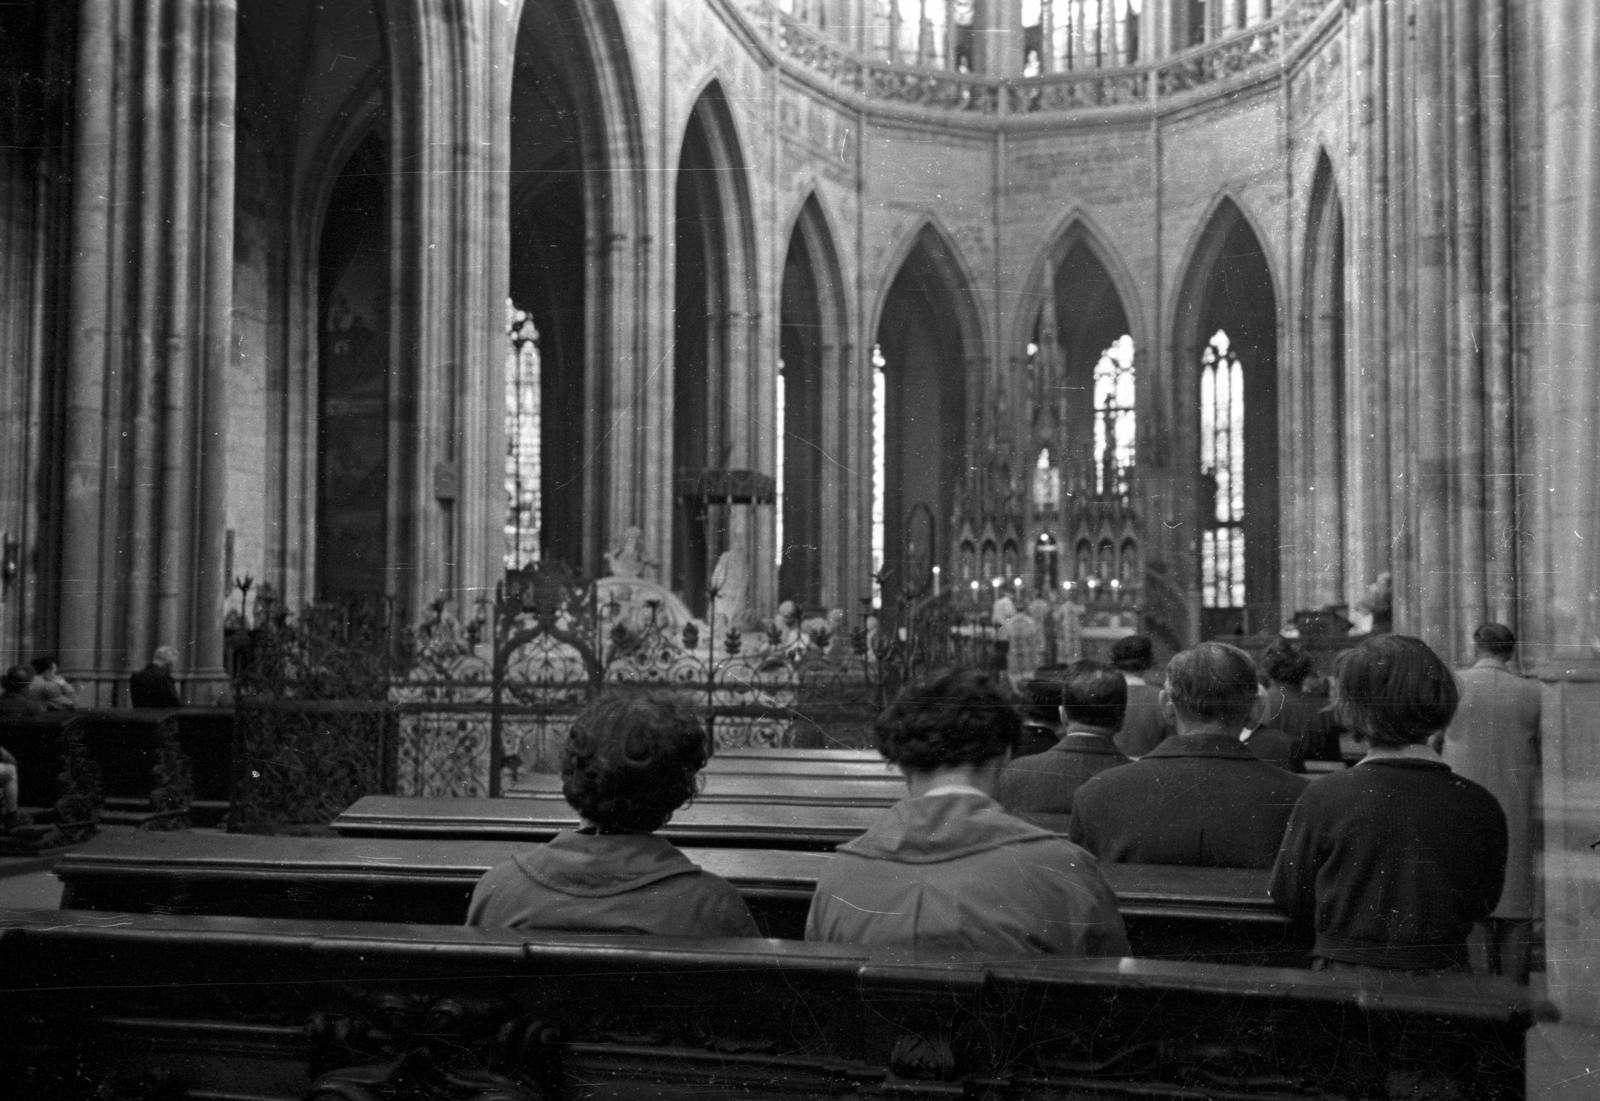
[468,693,758,937]
[806,668,1128,956]
[1269,636,1507,974]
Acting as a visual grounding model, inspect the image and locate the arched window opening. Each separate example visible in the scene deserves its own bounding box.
[1023,0,1142,73]
[1200,329,1246,609]
[1033,446,1060,511]
[1092,334,1135,496]
[873,0,973,69]
[871,344,888,606]
[505,301,542,570]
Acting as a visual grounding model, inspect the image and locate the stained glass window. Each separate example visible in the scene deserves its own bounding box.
[874,0,968,68]
[1200,329,1245,608]
[505,299,541,570]
[1093,334,1135,496]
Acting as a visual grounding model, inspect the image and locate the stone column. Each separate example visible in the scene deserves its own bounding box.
[385,1,510,619]
[59,0,235,703]
[1522,4,1600,1094]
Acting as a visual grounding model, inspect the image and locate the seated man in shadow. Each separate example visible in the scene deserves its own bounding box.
[806,668,1128,956]
[1110,635,1175,758]
[468,693,759,937]
[997,661,1132,831]
[129,646,183,708]
[1070,642,1310,868]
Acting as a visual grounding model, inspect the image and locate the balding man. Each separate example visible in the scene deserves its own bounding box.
[1070,642,1308,868]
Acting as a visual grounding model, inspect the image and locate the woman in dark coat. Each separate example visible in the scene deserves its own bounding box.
[468,693,758,938]
[1269,636,1507,974]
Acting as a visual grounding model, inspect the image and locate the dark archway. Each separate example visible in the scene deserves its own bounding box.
[778,197,845,609]
[1052,240,1135,497]
[315,132,389,609]
[873,225,978,603]
[1175,199,1280,638]
[1301,155,1346,609]
[671,84,756,617]
[508,6,605,573]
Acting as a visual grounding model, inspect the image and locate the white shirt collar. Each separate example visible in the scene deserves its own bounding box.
[921,782,989,799]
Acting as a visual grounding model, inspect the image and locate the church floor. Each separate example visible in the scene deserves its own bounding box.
[0,826,1583,1096]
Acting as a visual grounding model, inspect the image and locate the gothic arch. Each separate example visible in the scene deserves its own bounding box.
[1013,211,1146,353]
[1171,194,1282,637]
[868,216,988,354]
[870,221,985,603]
[1293,151,1348,611]
[778,192,851,608]
[671,80,761,616]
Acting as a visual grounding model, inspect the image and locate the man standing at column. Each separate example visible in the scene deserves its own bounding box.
[1436,623,1541,982]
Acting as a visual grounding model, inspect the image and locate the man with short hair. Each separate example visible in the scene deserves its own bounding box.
[998,661,1133,829]
[1436,623,1541,982]
[129,646,184,709]
[1109,635,1174,757]
[1070,642,1309,868]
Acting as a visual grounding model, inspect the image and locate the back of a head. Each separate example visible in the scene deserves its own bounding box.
[30,655,57,676]
[874,668,1021,771]
[1020,668,1068,725]
[1,665,32,694]
[152,646,180,669]
[1334,635,1458,748]
[1260,639,1314,688]
[1110,635,1154,672]
[1473,622,1516,662]
[1164,642,1259,729]
[561,693,711,833]
[1060,660,1128,731]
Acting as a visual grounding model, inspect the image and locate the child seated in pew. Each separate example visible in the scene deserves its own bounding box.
[467,693,759,937]
[806,668,1129,957]
[1269,635,1507,975]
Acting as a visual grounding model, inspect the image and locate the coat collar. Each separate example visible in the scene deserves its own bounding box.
[1139,730,1259,761]
[1053,723,1124,755]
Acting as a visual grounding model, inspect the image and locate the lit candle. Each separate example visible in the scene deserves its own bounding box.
[932,565,940,595]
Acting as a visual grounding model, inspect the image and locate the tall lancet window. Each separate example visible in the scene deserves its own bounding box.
[1093,334,1135,496]
[1033,447,1060,511]
[505,300,542,569]
[871,344,888,607]
[1200,329,1245,608]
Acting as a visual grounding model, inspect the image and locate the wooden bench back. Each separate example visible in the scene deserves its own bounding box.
[55,830,1304,963]
[0,908,1543,1101]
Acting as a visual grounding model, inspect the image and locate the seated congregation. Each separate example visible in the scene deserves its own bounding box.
[469,633,1516,981]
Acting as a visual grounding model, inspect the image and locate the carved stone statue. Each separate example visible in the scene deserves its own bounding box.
[710,531,751,638]
[606,525,645,579]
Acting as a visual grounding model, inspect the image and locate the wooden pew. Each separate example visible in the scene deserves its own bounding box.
[0,908,1545,1101]
[54,829,1306,962]
[76,710,193,828]
[507,770,907,808]
[334,793,880,849]
[0,713,102,839]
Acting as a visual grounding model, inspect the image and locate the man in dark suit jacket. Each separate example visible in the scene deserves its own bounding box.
[1071,642,1309,868]
[998,661,1133,830]
[129,646,183,708]
[1109,635,1175,757]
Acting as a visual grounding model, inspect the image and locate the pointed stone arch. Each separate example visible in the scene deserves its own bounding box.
[1171,195,1281,638]
[778,192,851,610]
[870,221,986,603]
[671,80,761,617]
[1291,152,1349,613]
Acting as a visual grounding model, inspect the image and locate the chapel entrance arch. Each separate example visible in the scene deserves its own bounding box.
[872,225,980,605]
[778,196,848,610]
[1173,198,1280,638]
